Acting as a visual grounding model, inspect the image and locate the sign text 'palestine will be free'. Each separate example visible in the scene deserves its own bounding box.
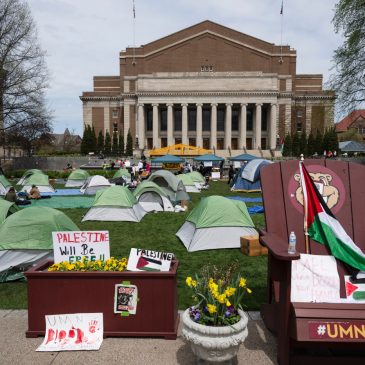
[52,231,110,264]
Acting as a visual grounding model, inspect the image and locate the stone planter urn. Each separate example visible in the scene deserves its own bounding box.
[181,308,248,363]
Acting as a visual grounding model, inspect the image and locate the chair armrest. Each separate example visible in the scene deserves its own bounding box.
[260,232,300,261]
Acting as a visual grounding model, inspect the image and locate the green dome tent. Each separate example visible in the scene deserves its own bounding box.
[0,207,79,281]
[20,172,55,193]
[17,169,46,186]
[176,196,257,252]
[0,175,12,196]
[113,168,132,182]
[176,173,201,193]
[133,181,174,212]
[65,169,90,187]
[189,171,205,184]
[0,199,19,224]
[82,186,146,222]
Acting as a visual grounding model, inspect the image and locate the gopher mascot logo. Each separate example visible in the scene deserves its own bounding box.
[288,165,345,214]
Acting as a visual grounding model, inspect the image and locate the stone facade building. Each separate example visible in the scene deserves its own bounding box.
[80,20,335,157]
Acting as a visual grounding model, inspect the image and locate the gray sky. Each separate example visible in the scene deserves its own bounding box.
[27,0,342,135]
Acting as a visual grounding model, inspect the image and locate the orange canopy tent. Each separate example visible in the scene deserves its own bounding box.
[149,144,212,157]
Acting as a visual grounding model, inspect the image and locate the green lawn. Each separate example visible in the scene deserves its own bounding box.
[0,181,267,310]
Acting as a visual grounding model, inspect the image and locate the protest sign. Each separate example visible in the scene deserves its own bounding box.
[114,284,138,314]
[36,313,103,352]
[345,275,365,302]
[127,248,173,272]
[291,254,341,303]
[52,231,110,263]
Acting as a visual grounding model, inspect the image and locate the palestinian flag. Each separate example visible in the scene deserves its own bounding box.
[299,162,365,272]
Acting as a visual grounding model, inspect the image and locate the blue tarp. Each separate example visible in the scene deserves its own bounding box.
[227,196,262,203]
[41,189,83,196]
[247,205,264,214]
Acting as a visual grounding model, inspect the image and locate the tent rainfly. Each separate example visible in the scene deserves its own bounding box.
[80,175,112,195]
[193,154,224,162]
[176,173,201,193]
[151,154,185,164]
[82,186,147,222]
[65,169,90,187]
[17,169,45,186]
[0,175,12,196]
[113,168,132,183]
[133,181,174,212]
[148,170,190,203]
[241,158,273,182]
[176,195,257,252]
[0,207,79,282]
[20,172,55,193]
[0,199,19,224]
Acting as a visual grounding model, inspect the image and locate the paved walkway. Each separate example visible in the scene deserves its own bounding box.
[0,310,277,365]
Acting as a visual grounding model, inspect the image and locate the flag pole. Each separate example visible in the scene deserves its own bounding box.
[300,157,310,254]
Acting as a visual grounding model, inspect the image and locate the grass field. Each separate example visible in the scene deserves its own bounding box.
[0,181,267,310]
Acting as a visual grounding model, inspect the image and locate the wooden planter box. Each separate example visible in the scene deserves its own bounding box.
[25,260,179,339]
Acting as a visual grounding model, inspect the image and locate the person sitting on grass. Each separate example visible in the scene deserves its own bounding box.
[4,187,17,203]
[28,185,41,200]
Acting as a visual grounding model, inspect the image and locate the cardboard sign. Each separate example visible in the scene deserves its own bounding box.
[114,284,138,314]
[127,248,173,272]
[36,313,103,352]
[291,254,341,303]
[52,231,110,263]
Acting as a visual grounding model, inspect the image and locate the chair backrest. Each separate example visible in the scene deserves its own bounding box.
[261,159,365,256]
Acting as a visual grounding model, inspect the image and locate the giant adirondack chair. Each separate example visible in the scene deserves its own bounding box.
[260,159,365,365]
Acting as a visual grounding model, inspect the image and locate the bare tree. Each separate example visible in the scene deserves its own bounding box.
[0,0,51,134]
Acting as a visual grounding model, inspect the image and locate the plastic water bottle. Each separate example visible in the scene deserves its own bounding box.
[288,231,296,254]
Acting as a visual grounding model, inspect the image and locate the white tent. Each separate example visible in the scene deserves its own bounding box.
[82,186,147,222]
[80,175,112,195]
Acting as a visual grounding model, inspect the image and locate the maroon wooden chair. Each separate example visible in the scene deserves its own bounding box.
[259,159,365,365]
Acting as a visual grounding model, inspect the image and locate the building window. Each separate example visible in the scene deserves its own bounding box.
[296,122,302,132]
[217,106,225,131]
[112,109,119,118]
[297,110,304,118]
[113,122,118,132]
[189,138,196,147]
[217,138,224,150]
[200,65,213,72]
[202,106,211,131]
[175,137,182,144]
[147,138,153,149]
[231,138,238,150]
[246,138,252,149]
[160,107,167,131]
[247,109,253,131]
[261,106,268,131]
[232,106,239,131]
[261,138,267,150]
[203,138,210,149]
[188,106,196,131]
[146,106,153,131]
[161,138,167,148]
[174,107,182,131]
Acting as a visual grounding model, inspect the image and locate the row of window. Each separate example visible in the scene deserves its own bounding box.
[145,105,269,132]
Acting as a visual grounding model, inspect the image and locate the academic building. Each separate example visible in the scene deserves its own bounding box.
[80,20,335,157]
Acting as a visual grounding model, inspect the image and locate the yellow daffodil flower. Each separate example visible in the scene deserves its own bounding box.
[207,304,217,314]
[239,278,247,287]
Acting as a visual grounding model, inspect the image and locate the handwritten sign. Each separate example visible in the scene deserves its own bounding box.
[52,231,110,263]
[36,313,103,352]
[114,284,138,314]
[127,248,173,272]
[291,254,341,303]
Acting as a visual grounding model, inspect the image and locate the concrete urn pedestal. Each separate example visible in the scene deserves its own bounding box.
[181,308,248,363]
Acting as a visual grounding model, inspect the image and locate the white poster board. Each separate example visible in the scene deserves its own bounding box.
[233,161,241,169]
[114,284,138,314]
[52,231,110,263]
[127,248,173,272]
[36,313,103,352]
[211,171,221,180]
[203,161,212,167]
[291,254,341,303]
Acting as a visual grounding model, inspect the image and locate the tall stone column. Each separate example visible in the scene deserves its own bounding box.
[152,103,159,148]
[137,103,145,149]
[210,103,217,149]
[196,103,203,148]
[270,103,277,150]
[239,103,247,149]
[182,103,188,145]
[224,103,232,149]
[255,103,262,149]
[167,103,174,146]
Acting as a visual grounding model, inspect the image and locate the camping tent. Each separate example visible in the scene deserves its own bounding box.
[0,175,12,195]
[0,199,19,224]
[82,186,146,222]
[113,168,131,183]
[188,171,206,189]
[20,172,55,193]
[133,181,174,212]
[176,173,201,193]
[241,158,273,182]
[80,175,112,195]
[176,196,257,252]
[65,169,90,187]
[0,207,79,281]
[17,169,45,186]
[148,170,190,203]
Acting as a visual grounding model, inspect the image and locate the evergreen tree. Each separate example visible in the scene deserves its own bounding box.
[314,131,323,156]
[291,132,300,157]
[299,130,307,157]
[126,129,133,157]
[80,124,88,155]
[90,127,97,153]
[307,132,316,157]
[104,131,111,156]
[282,133,292,157]
[323,129,331,154]
[119,132,125,156]
[112,131,119,156]
[329,127,339,154]
[97,131,104,155]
